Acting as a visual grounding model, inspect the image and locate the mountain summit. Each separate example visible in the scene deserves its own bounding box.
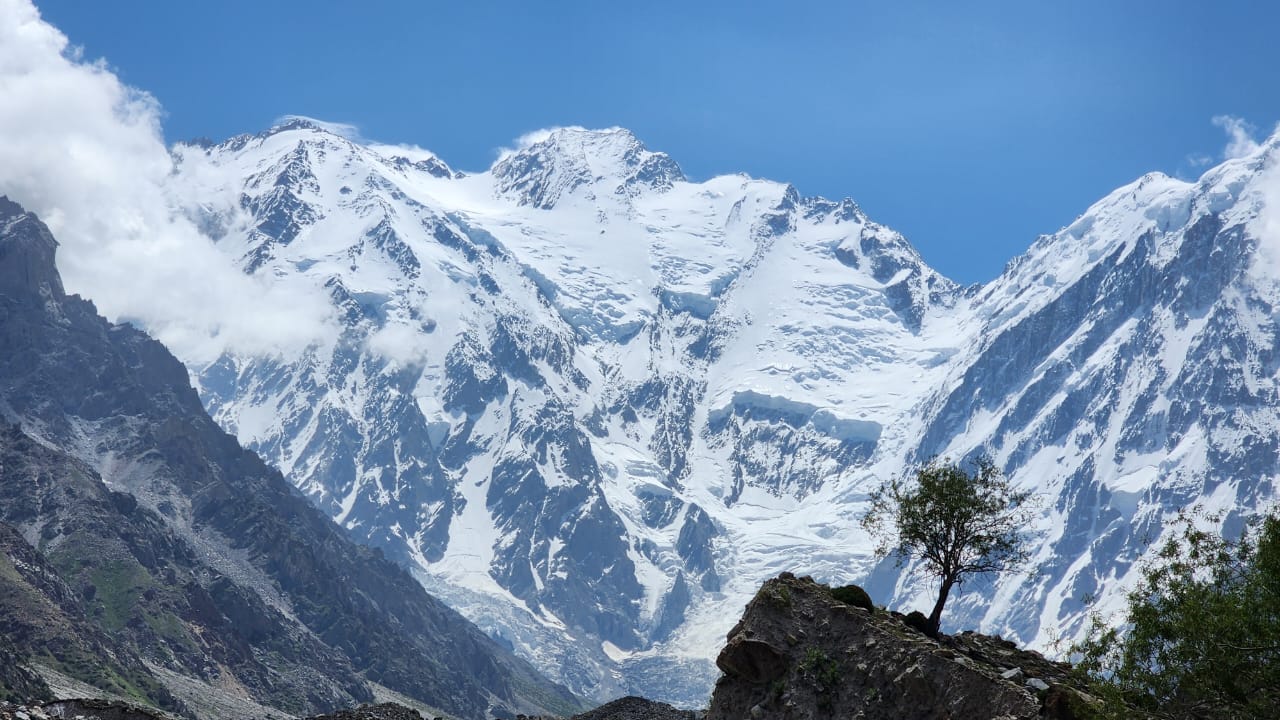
[150,122,1280,705]
[493,127,686,209]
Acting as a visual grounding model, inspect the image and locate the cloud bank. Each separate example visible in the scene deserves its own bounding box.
[0,0,336,364]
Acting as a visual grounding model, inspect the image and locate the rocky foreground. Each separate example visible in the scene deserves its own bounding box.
[4,572,1124,720]
[0,698,695,720]
[707,573,1100,719]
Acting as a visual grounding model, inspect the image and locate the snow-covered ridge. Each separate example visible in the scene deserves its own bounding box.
[166,118,1280,705]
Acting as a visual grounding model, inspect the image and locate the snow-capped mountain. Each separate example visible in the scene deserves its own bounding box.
[164,118,1280,704]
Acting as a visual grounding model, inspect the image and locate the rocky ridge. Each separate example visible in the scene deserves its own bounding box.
[0,698,699,720]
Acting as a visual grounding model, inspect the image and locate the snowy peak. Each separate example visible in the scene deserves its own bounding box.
[982,128,1280,326]
[183,116,457,193]
[268,115,349,137]
[904,137,1280,651]
[492,126,685,208]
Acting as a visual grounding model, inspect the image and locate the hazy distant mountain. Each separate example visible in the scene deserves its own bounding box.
[165,119,1280,704]
[0,197,582,719]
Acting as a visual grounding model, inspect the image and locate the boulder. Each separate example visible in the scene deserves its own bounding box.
[706,574,1110,720]
[716,638,789,684]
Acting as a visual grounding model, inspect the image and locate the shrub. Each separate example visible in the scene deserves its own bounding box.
[799,646,841,693]
[904,610,932,636]
[1075,510,1280,719]
[830,583,875,612]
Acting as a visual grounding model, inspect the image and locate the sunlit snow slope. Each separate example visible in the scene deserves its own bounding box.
[168,119,1280,704]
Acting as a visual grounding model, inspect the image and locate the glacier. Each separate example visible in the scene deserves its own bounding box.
[162,118,1280,704]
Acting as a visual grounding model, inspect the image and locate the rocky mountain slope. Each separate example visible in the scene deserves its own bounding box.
[0,197,583,719]
[158,119,1280,704]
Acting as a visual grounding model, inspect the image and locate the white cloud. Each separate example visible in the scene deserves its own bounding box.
[366,322,434,367]
[273,114,363,141]
[1212,114,1262,160]
[491,125,624,163]
[0,0,337,364]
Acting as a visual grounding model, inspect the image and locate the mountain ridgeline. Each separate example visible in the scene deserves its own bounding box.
[60,119,1280,706]
[0,197,583,719]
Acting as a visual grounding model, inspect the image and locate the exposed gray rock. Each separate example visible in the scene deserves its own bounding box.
[0,700,165,720]
[715,638,788,685]
[0,634,50,704]
[302,702,428,720]
[565,696,698,720]
[706,574,1106,720]
[40,700,164,720]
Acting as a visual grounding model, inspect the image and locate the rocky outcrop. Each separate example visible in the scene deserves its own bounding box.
[707,574,1101,720]
[515,695,699,720]
[0,696,702,720]
[302,702,430,720]
[564,697,698,720]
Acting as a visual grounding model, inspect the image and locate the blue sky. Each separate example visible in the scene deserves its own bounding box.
[34,0,1280,284]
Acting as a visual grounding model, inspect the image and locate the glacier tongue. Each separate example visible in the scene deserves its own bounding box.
[167,119,1280,704]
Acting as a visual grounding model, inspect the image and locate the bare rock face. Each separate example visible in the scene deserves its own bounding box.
[514,695,699,720]
[0,636,50,704]
[302,702,427,720]
[565,696,699,720]
[706,574,1099,720]
[716,637,789,685]
[0,700,166,720]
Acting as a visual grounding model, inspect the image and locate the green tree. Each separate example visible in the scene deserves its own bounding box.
[860,457,1035,636]
[1074,510,1280,720]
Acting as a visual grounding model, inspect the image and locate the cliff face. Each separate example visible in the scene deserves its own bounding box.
[707,574,1099,720]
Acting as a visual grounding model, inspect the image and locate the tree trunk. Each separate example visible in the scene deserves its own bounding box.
[927,578,954,637]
